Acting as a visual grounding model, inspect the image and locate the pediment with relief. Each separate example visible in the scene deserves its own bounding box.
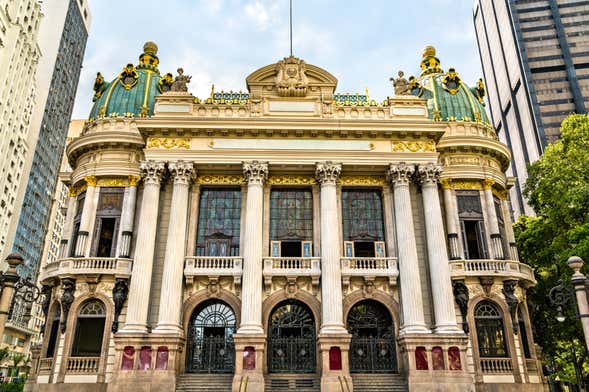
[246,56,338,100]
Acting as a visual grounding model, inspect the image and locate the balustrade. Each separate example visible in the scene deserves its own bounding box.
[480,357,513,374]
[262,257,321,293]
[66,357,100,374]
[39,258,133,283]
[38,358,53,373]
[340,257,399,289]
[449,259,536,286]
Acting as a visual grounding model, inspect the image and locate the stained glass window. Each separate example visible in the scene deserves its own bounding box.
[270,189,313,241]
[196,189,242,256]
[475,301,508,357]
[341,190,384,242]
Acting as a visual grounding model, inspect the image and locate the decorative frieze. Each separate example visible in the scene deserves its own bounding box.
[391,140,436,153]
[84,175,97,187]
[315,161,342,185]
[146,137,191,149]
[196,174,243,185]
[267,175,316,185]
[338,175,385,186]
[140,160,166,185]
[243,161,268,185]
[69,182,88,197]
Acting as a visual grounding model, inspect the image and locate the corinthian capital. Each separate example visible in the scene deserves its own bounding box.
[243,161,268,185]
[416,163,442,186]
[315,161,342,185]
[168,161,195,185]
[387,162,415,186]
[140,160,166,185]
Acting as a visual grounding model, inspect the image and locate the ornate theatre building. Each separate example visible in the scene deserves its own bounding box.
[28,43,544,392]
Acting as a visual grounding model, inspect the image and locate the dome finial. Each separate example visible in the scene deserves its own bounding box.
[143,41,158,55]
[139,41,160,70]
[420,45,442,76]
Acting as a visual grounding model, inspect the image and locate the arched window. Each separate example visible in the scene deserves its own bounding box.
[474,301,508,358]
[71,300,106,357]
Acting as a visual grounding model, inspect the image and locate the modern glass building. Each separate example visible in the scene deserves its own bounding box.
[473,0,589,217]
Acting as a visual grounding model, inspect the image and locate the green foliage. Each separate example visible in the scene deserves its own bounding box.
[0,379,24,392]
[0,349,10,366]
[514,114,589,383]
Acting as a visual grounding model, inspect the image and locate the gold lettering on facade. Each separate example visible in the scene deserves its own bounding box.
[338,176,386,186]
[146,137,191,149]
[196,175,244,185]
[267,175,316,185]
[451,180,483,190]
[391,140,436,153]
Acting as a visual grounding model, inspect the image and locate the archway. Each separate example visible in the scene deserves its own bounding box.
[347,299,397,373]
[186,300,236,373]
[267,299,316,373]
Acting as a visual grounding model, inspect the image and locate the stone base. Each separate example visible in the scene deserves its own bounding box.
[475,383,549,392]
[399,332,473,392]
[232,333,266,392]
[318,333,353,392]
[106,332,185,392]
[26,384,107,392]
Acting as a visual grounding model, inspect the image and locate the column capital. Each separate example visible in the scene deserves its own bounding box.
[140,160,166,185]
[315,161,341,185]
[440,178,453,189]
[243,161,268,185]
[483,178,495,190]
[168,161,195,185]
[387,162,414,186]
[84,175,97,187]
[128,175,141,186]
[416,163,442,186]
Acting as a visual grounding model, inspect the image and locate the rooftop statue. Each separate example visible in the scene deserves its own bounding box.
[171,68,191,92]
[390,71,411,96]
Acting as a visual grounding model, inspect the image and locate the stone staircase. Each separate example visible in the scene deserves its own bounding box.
[351,373,408,392]
[176,374,233,392]
[264,374,320,392]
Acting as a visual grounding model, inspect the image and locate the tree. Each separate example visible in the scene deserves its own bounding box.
[9,353,25,378]
[514,114,589,384]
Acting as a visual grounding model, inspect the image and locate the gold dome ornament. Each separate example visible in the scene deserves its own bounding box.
[92,72,105,101]
[420,45,443,76]
[139,41,159,68]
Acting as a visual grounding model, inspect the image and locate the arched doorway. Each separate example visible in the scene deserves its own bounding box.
[268,300,316,373]
[347,300,397,373]
[71,299,106,357]
[186,300,236,373]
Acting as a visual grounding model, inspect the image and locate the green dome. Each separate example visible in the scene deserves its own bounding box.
[410,46,490,124]
[89,42,165,119]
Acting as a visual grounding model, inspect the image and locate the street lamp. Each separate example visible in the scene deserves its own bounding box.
[548,256,589,351]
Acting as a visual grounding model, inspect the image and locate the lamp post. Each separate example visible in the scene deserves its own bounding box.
[0,254,24,340]
[548,256,589,351]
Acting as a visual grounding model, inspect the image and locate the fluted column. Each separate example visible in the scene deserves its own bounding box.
[500,196,519,261]
[483,179,504,260]
[120,161,165,333]
[417,164,461,333]
[237,161,268,335]
[117,176,140,258]
[155,161,195,333]
[74,176,97,257]
[387,163,428,334]
[316,161,347,334]
[59,194,78,258]
[440,179,462,260]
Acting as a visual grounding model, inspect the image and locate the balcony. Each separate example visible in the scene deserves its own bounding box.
[184,256,243,290]
[340,257,399,289]
[40,257,133,283]
[480,357,513,374]
[66,356,100,374]
[38,358,53,375]
[263,257,321,294]
[449,259,536,287]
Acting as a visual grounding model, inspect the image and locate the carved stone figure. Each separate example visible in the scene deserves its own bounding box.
[60,278,76,333]
[452,280,470,333]
[171,68,191,92]
[275,56,309,97]
[391,71,411,96]
[93,72,105,101]
[475,78,486,104]
[112,278,129,333]
[40,285,52,332]
[503,279,519,334]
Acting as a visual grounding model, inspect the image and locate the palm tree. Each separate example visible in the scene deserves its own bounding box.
[10,353,25,378]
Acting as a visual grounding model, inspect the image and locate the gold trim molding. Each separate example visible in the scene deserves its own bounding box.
[97,178,130,187]
[267,175,316,185]
[69,182,87,197]
[84,175,97,187]
[449,180,483,190]
[196,175,244,185]
[391,140,436,153]
[338,176,386,186]
[146,137,191,149]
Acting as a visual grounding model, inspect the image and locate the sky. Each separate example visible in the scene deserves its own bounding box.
[71,0,483,119]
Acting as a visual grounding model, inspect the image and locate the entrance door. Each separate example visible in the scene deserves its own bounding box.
[186,300,236,373]
[268,300,316,373]
[347,300,397,373]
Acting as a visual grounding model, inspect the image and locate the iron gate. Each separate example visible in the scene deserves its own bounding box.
[348,300,397,373]
[268,300,316,373]
[186,301,235,373]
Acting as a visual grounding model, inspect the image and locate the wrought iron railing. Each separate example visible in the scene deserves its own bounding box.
[66,356,100,374]
[480,357,513,374]
[349,337,397,373]
[268,336,316,373]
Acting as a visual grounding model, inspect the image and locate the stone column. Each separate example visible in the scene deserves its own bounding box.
[387,163,428,334]
[59,194,78,258]
[237,161,268,335]
[315,161,346,334]
[483,179,504,260]
[120,161,165,333]
[74,176,97,257]
[568,256,589,351]
[155,161,195,334]
[117,176,140,258]
[440,179,462,260]
[501,196,519,261]
[417,164,461,333]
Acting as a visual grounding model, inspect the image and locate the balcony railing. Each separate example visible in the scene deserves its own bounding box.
[40,257,133,283]
[480,357,513,374]
[263,257,321,293]
[38,358,53,374]
[184,256,243,287]
[449,259,536,286]
[525,358,539,373]
[66,356,100,374]
[340,257,399,288]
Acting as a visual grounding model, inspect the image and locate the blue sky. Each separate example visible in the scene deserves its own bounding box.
[72,0,482,118]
